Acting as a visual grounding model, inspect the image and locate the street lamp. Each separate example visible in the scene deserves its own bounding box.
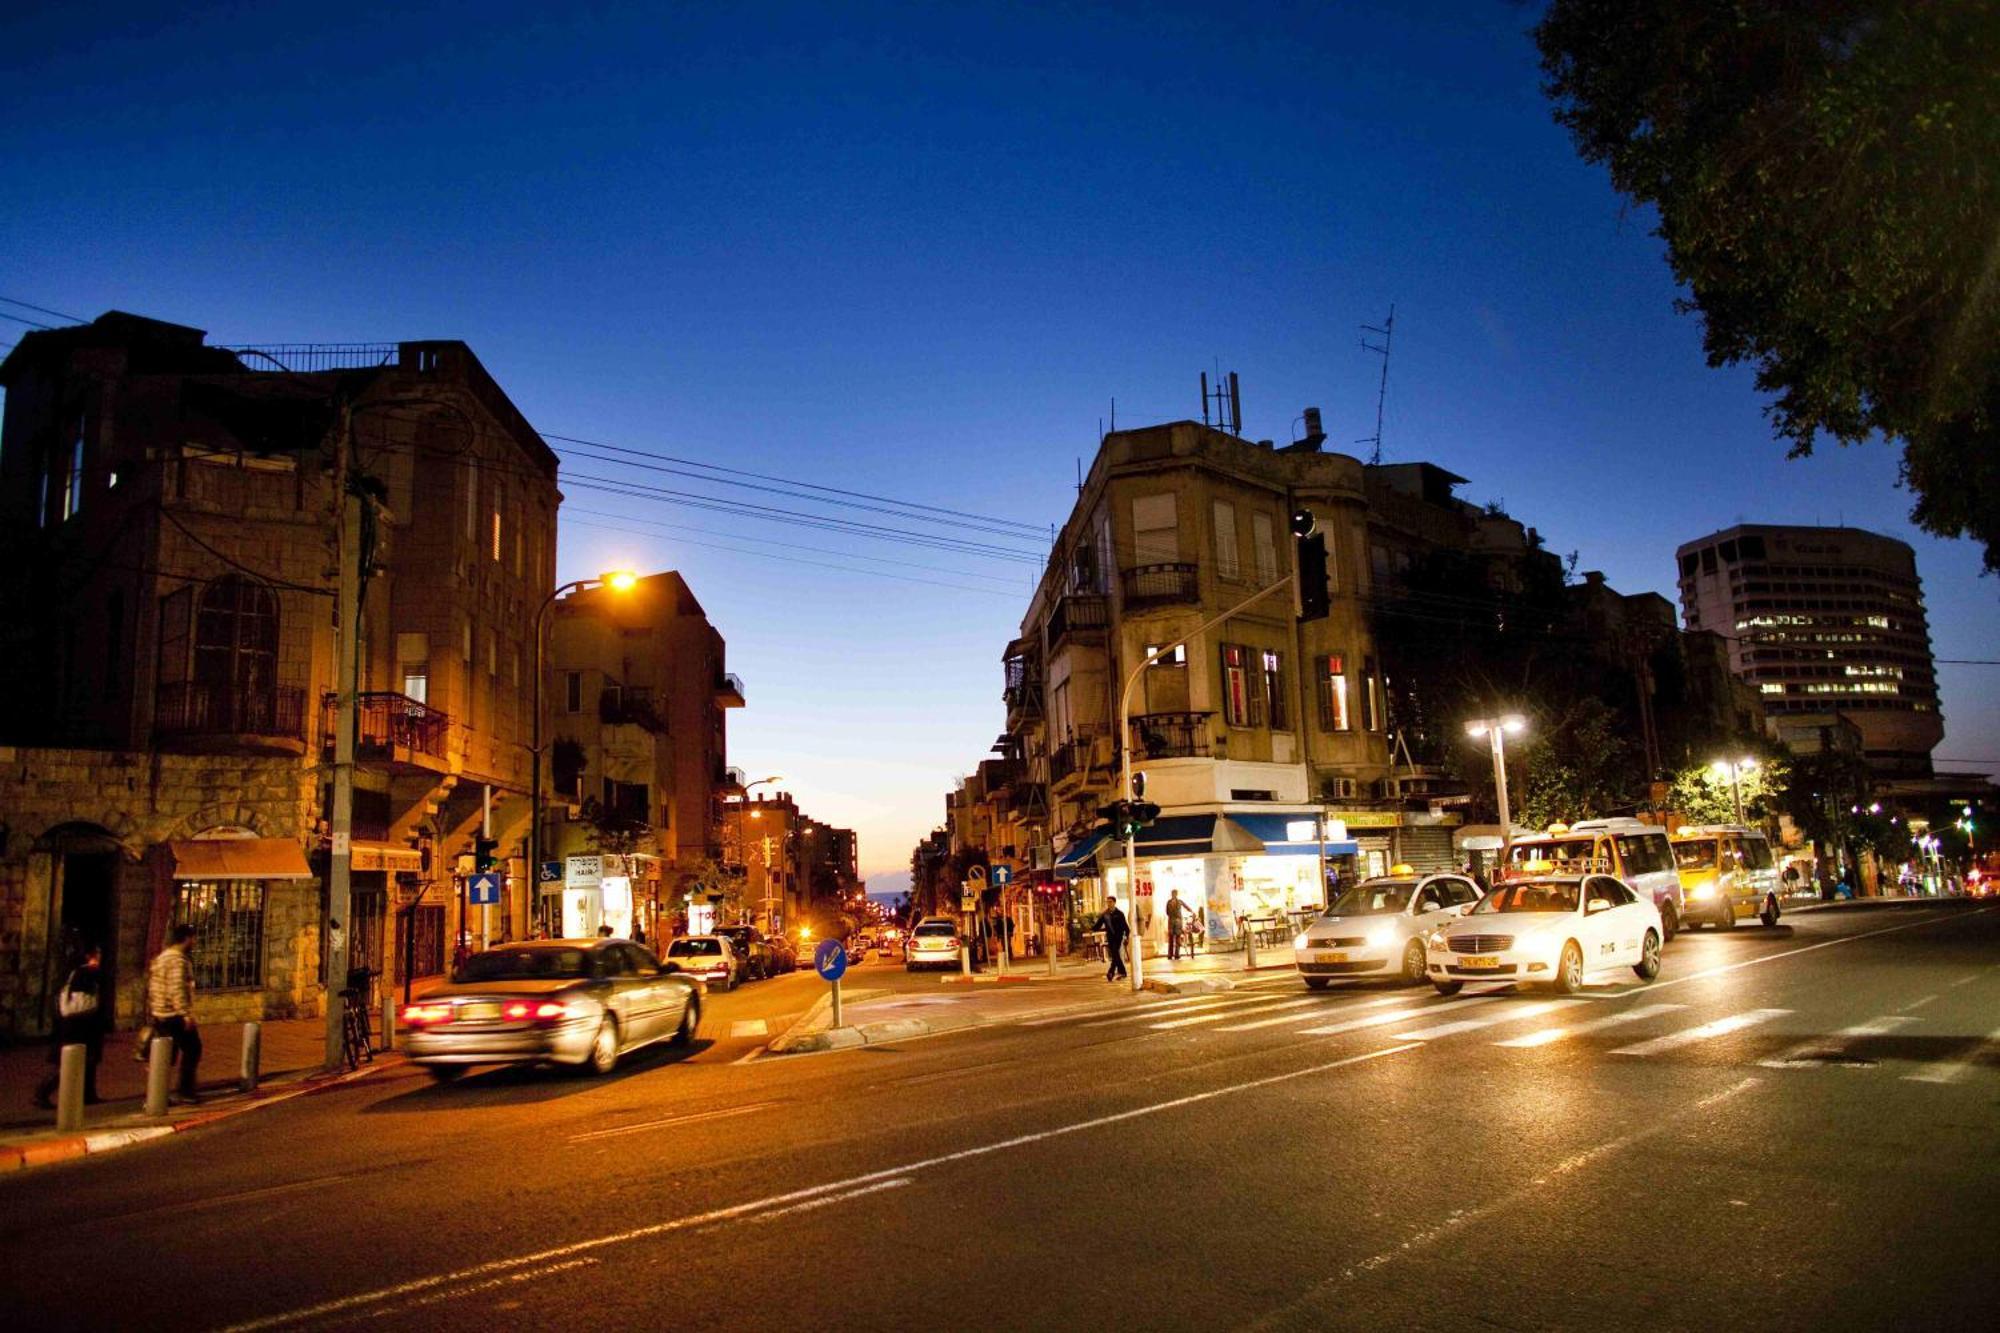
[530,570,638,934]
[1710,756,1758,825]
[1465,715,1527,860]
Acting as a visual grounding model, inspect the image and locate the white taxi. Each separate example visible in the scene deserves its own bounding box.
[1426,873,1662,995]
[1295,871,1484,987]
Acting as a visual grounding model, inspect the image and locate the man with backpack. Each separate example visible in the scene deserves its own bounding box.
[34,944,105,1109]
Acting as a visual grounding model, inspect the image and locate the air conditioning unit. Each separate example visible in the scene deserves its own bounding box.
[1327,778,1361,801]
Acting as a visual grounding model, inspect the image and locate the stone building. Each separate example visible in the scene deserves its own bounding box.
[0,312,558,1034]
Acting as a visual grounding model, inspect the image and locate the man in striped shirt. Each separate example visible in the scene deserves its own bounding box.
[147,924,203,1104]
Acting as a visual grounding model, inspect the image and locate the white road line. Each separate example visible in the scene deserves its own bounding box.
[1948,973,1979,988]
[1760,1015,1916,1068]
[1018,994,1222,1028]
[221,1044,1420,1332]
[363,1258,601,1322]
[1075,996,1262,1028]
[1611,1008,1791,1057]
[1494,1002,1686,1048]
[1213,991,1424,1033]
[568,1102,777,1144]
[1644,907,1992,995]
[1150,998,1320,1030]
[745,1177,911,1223]
[729,1018,769,1038]
[1900,994,1938,1011]
[1295,996,1498,1038]
[1902,1026,2000,1085]
[1396,999,1581,1042]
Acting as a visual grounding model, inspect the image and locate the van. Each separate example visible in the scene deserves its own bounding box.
[1504,818,1686,939]
[1670,825,1782,928]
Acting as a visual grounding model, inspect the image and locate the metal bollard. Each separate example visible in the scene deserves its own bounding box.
[240,1021,262,1094]
[1245,922,1260,971]
[1047,935,1060,978]
[55,1044,86,1132]
[145,1036,174,1117]
[380,990,396,1053]
[960,942,972,977]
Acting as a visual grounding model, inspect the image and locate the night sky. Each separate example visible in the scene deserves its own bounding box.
[6,2,1993,888]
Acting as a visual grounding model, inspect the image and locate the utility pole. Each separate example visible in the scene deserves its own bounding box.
[323,398,359,1072]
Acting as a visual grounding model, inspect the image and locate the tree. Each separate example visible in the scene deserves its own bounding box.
[1536,2,2000,571]
[1515,697,1645,828]
[1665,756,1787,826]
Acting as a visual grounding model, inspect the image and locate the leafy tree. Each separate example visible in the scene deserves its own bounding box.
[1536,2,2000,570]
[1665,755,1787,826]
[1515,697,1645,827]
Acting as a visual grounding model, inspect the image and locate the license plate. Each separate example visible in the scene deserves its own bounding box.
[1459,956,1500,970]
[1313,951,1349,964]
[461,1002,502,1020]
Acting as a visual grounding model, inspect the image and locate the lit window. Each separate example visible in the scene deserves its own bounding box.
[1320,655,1351,731]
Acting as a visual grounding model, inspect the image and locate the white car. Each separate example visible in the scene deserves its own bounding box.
[904,916,962,971]
[1426,874,1663,995]
[662,935,740,991]
[1294,873,1484,987]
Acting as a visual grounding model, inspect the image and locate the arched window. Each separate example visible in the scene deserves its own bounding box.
[194,576,279,707]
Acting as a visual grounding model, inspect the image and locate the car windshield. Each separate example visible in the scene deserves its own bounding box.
[1507,839,1602,873]
[914,923,956,937]
[1325,882,1416,917]
[1474,882,1580,914]
[1673,839,1720,871]
[668,938,723,957]
[457,947,590,981]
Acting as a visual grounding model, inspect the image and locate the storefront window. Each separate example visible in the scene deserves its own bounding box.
[173,880,266,990]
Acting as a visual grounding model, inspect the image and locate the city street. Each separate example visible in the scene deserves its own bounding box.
[1,903,1994,1331]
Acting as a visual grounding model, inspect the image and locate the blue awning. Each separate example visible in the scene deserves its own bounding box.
[1053,828,1111,880]
[1229,813,1360,857]
[1128,815,1218,853]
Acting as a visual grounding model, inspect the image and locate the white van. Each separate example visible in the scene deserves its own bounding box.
[1504,819,1686,939]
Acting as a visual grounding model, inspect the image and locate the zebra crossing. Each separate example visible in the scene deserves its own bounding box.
[1050,981,1999,1081]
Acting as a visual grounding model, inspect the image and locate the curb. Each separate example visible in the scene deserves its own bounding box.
[940,973,1040,985]
[0,1053,405,1175]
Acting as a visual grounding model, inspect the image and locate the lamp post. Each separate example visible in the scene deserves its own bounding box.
[1465,715,1527,863]
[531,570,637,935]
[732,776,783,930]
[1710,756,1758,825]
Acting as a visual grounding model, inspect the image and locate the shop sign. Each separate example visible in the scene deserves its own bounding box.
[566,855,602,889]
[1341,812,1402,829]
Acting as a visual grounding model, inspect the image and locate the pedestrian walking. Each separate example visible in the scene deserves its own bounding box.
[1101,894,1130,982]
[34,944,106,1109]
[1165,889,1192,960]
[147,924,203,1105]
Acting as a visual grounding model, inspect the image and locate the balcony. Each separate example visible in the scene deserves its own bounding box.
[600,686,666,733]
[715,672,746,707]
[1049,730,1107,790]
[1003,646,1044,723]
[1121,562,1200,610]
[154,682,308,755]
[1131,711,1212,760]
[321,691,450,773]
[1048,594,1109,649]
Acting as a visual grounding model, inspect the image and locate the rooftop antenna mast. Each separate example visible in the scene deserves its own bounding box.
[1358,305,1395,465]
[1200,370,1243,435]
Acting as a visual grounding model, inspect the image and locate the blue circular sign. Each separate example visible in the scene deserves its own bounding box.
[813,939,848,981]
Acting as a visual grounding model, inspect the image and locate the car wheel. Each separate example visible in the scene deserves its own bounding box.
[1304,977,1331,990]
[671,999,700,1048]
[1633,929,1661,980]
[1760,896,1780,928]
[586,1018,619,1076]
[426,1065,465,1084]
[1661,902,1680,942]
[1714,901,1734,932]
[1554,940,1585,994]
[1432,980,1463,997]
[1401,939,1428,985]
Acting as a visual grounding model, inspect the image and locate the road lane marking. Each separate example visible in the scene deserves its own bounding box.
[1948,973,1978,987]
[1018,994,1226,1027]
[1213,997,1407,1033]
[1901,994,1938,1011]
[1759,1015,1916,1068]
[1493,1002,1686,1048]
[567,1102,778,1143]
[362,1258,600,1322]
[1611,1009,1791,1057]
[1902,1026,2000,1084]
[1075,996,1263,1027]
[746,1177,911,1223]
[1294,996,1497,1037]
[219,1044,1422,1332]
[1395,999,1581,1041]
[729,1019,769,1038]
[1643,907,1993,995]
[1149,997,1319,1030]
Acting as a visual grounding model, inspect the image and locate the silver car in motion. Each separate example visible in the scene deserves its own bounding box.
[402,939,703,1082]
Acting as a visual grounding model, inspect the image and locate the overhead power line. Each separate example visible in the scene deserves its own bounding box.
[0,294,87,324]
[565,518,1020,599]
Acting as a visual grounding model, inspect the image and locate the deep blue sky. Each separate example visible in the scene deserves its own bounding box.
[6,2,1993,886]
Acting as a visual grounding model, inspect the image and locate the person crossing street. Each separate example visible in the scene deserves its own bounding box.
[1101,894,1130,982]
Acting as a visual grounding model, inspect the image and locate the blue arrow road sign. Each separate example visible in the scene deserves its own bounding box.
[813,939,848,982]
[467,872,503,905]
[990,865,1014,886]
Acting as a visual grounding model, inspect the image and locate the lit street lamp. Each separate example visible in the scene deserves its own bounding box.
[531,570,638,934]
[1465,715,1527,859]
[1711,756,1758,825]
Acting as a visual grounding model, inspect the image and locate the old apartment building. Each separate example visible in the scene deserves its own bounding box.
[0,312,558,1033]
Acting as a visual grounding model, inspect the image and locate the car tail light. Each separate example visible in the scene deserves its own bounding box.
[533,1001,568,1022]
[402,1003,451,1026]
[503,1001,532,1021]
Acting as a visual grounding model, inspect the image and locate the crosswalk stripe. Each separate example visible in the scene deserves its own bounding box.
[1019,993,1230,1029]
[1494,1003,1686,1048]
[1397,999,1582,1042]
[1295,996,1497,1038]
[1611,1008,1791,1057]
[1150,997,1320,1030]
[1760,1015,1915,1068]
[1075,995,1258,1028]
[1902,1026,2000,1084]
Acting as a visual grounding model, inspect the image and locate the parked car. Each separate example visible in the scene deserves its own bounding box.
[1504,818,1685,939]
[664,934,742,990]
[1294,872,1483,987]
[766,935,799,973]
[401,939,701,1082]
[1671,824,1783,928]
[904,916,961,971]
[1427,874,1662,995]
[715,926,775,980]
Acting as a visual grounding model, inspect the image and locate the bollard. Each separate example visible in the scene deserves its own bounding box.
[145,1035,174,1117]
[240,1020,262,1094]
[380,990,396,1053]
[55,1043,86,1133]
[960,942,972,977]
[1245,921,1260,971]
[996,928,1009,977]
[1047,934,1060,978]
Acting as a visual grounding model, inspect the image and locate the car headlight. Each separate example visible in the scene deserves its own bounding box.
[1365,926,1396,950]
[1425,928,1448,949]
[1293,932,1311,950]
[1691,880,1718,900]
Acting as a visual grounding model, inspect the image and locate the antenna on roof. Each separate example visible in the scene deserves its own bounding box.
[1200,370,1242,435]
[1357,304,1395,465]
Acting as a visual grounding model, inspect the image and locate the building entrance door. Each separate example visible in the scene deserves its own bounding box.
[58,850,119,1027]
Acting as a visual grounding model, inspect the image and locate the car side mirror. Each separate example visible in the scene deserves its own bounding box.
[1457,903,1475,915]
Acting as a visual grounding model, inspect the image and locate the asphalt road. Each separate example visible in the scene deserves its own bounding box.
[2,904,1995,1332]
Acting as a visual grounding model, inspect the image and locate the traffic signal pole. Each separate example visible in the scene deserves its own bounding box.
[1116,571,1296,994]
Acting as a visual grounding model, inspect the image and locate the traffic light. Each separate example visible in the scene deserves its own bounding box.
[1096,799,1163,838]
[1292,507,1329,623]
[472,833,499,873]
